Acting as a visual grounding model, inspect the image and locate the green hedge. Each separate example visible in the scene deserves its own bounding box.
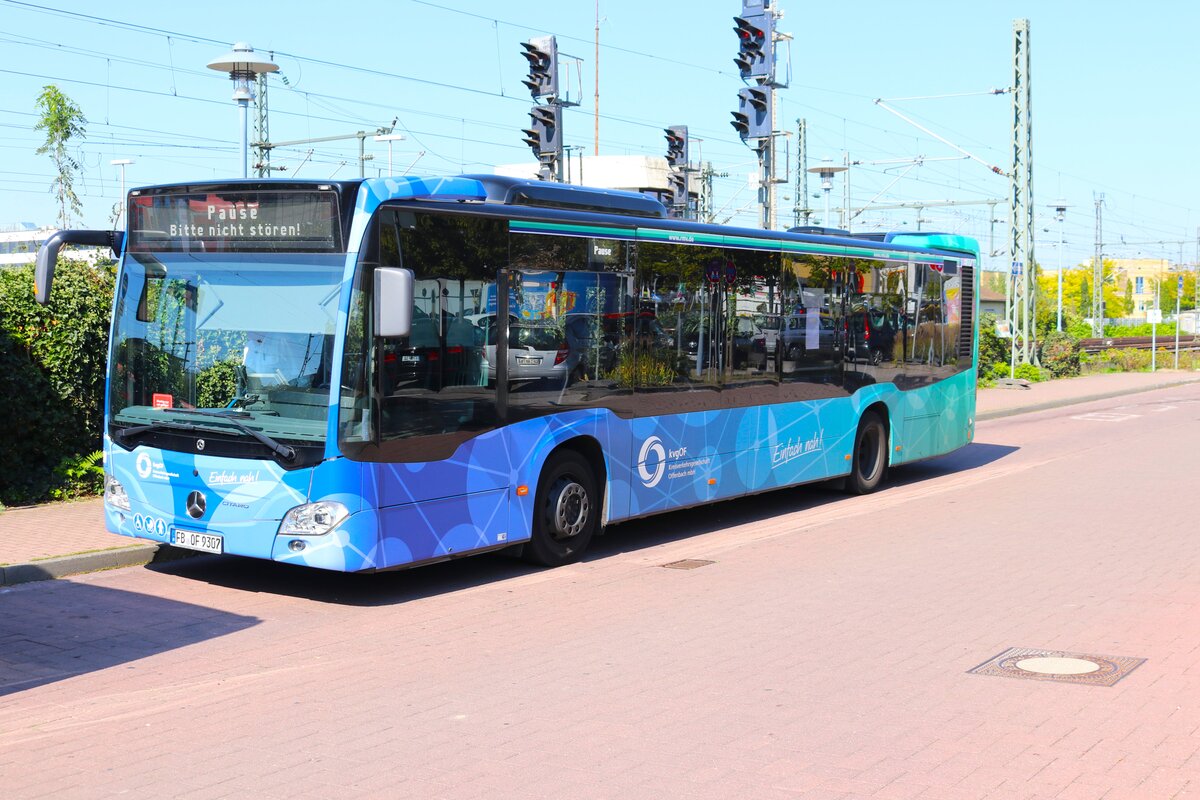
[0,260,115,505]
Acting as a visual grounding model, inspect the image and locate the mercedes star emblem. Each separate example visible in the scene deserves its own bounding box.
[186,491,207,519]
[196,438,206,451]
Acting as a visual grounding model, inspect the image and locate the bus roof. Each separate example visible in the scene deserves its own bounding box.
[126,176,979,261]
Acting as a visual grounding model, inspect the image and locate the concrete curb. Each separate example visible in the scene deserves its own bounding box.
[976,377,1200,422]
[0,544,161,587]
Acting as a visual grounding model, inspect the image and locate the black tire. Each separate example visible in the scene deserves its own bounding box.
[523,450,599,567]
[846,411,887,495]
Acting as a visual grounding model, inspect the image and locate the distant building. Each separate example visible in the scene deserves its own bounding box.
[0,224,104,267]
[0,224,53,267]
[979,283,1005,317]
[1091,258,1175,321]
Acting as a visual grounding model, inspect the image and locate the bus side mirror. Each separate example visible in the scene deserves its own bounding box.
[34,235,59,305]
[374,267,414,338]
[35,229,125,305]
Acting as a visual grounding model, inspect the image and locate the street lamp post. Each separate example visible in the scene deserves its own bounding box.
[373,134,406,175]
[207,43,278,179]
[110,159,133,229]
[1047,201,1069,332]
[807,159,847,229]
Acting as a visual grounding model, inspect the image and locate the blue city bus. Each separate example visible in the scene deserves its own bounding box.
[36,175,978,571]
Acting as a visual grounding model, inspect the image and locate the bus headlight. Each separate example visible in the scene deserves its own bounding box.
[279,501,349,536]
[105,475,131,511]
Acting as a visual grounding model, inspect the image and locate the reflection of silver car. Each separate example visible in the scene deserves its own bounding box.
[779,312,841,362]
[476,316,576,383]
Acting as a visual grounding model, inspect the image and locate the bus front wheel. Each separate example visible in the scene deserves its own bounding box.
[523,450,598,567]
[847,411,887,495]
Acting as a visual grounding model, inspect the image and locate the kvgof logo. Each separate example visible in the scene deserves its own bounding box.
[637,436,666,488]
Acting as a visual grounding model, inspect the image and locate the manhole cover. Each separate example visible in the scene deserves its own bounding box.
[661,559,715,570]
[1015,657,1099,675]
[968,647,1145,687]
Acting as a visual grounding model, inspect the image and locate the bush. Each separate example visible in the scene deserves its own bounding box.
[197,358,243,408]
[1102,347,1151,372]
[50,450,104,501]
[610,348,678,387]
[1039,331,1081,378]
[1066,319,1093,339]
[977,312,1008,376]
[1013,362,1046,382]
[0,259,115,505]
[1105,322,1176,337]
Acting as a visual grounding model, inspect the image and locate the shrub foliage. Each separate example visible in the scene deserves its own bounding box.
[0,259,114,504]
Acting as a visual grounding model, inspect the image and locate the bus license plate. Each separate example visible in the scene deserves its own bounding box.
[173,529,223,554]
[516,356,541,365]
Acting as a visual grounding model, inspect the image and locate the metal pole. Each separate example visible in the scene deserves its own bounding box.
[1175,256,1182,369]
[1056,215,1064,332]
[237,97,249,178]
[842,151,850,230]
[1152,271,1158,372]
[1094,194,1105,336]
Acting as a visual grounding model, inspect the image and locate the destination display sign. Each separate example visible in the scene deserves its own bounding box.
[126,189,342,253]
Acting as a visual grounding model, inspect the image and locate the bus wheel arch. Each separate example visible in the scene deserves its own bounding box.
[521,437,606,567]
[847,403,889,495]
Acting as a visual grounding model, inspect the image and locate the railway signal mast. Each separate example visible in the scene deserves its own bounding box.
[521,36,569,182]
[663,125,691,219]
[730,0,787,230]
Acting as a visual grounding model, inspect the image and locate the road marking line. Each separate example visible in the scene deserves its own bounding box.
[1070,412,1140,422]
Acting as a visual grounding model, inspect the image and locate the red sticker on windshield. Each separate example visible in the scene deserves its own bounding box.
[152,393,173,409]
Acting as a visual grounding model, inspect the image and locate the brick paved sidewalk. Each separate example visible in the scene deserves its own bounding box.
[0,498,153,585]
[976,368,1200,419]
[2,369,1195,585]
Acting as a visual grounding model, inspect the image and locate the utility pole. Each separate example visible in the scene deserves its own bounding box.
[793,118,810,227]
[1006,18,1036,365]
[1093,193,1105,336]
[253,55,271,178]
[698,163,726,224]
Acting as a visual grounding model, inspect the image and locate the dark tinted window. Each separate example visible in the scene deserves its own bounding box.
[340,210,502,458]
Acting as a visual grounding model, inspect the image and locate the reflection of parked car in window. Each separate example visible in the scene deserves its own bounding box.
[849,308,899,365]
[778,310,841,363]
[475,315,577,384]
[383,309,485,391]
[683,315,754,370]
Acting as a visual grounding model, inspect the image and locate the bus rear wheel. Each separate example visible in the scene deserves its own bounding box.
[523,450,598,567]
[846,411,887,495]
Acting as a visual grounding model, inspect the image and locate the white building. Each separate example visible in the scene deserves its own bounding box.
[0,224,105,267]
[0,224,54,267]
[495,155,676,198]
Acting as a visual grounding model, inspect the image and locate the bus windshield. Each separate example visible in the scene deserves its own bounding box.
[108,251,345,450]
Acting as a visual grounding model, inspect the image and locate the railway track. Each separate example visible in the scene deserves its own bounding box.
[1079,335,1200,354]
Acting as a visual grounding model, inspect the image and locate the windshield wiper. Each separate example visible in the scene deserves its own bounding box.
[163,409,297,462]
[115,411,297,462]
[113,419,204,444]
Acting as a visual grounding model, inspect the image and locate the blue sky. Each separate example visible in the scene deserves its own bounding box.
[1,0,1196,272]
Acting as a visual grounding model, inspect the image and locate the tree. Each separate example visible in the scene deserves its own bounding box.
[34,85,87,229]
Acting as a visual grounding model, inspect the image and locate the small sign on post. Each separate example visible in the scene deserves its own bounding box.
[1146,309,1163,324]
[995,320,1012,339]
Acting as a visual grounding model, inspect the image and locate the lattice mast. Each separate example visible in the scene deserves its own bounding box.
[1006,19,1037,364]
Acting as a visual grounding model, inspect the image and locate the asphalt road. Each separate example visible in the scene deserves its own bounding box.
[3,384,1199,799]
